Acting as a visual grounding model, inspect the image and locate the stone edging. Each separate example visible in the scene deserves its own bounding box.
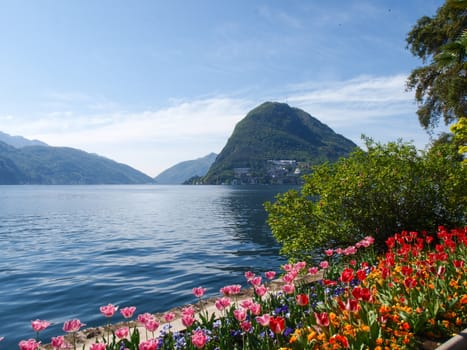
[435,328,467,350]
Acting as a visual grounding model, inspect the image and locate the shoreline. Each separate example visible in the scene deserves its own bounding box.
[40,274,322,350]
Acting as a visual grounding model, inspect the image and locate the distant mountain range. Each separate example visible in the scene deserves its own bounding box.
[0,131,48,148]
[0,132,153,185]
[0,102,358,185]
[203,102,357,184]
[154,153,217,184]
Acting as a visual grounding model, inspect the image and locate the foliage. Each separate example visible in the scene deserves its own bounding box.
[406,0,467,129]
[16,227,467,350]
[203,102,357,184]
[450,116,467,162]
[265,137,466,261]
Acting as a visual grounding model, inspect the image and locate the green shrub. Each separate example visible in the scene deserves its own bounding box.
[265,137,466,261]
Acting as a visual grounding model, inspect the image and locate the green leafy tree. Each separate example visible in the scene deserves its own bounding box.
[406,0,467,129]
[265,138,466,261]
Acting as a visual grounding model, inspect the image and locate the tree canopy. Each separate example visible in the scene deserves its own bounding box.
[265,138,466,261]
[406,0,467,129]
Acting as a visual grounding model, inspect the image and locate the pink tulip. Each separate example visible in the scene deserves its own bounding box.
[145,319,160,332]
[31,319,51,333]
[282,283,295,294]
[244,271,255,281]
[308,267,319,275]
[90,343,106,350]
[182,305,195,316]
[233,308,247,322]
[18,339,38,350]
[249,302,261,315]
[282,263,293,271]
[319,261,329,269]
[215,297,231,311]
[50,336,64,350]
[137,313,155,325]
[250,276,262,287]
[120,306,136,319]
[191,329,207,349]
[255,313,271,326]
[192,287,206,298]
[282,271,297,283]
[139,339,158,350]
[240,320,252,332]
[343,246,357,255]
[99,303,118,317]
[18,339,40,350]
[220,284,241,296]
[115,327,129,339]
[240,299,253,309]
[254,285,268,297]
[294,261,307,271]
[63,319,86,333]
[265,271,276,280]
[163,312,175,323]
[324,249,334,256]
[182,314,195,327]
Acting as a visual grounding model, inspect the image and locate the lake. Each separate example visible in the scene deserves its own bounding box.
[0,184,293,348]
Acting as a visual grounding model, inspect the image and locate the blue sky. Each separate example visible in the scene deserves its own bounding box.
[0,0,445,176]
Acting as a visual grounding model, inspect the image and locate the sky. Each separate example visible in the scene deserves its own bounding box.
[0,0,446,177]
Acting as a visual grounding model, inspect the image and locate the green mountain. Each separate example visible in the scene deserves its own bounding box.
[203,102,357,184]
[154,153,217,184]
[0,140,153,185]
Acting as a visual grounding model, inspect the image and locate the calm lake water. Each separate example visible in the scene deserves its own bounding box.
[0,185,293,348]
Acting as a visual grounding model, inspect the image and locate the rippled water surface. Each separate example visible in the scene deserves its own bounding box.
[0,185,292,347]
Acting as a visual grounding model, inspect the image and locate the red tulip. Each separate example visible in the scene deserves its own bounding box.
[314,312,330,327]
[269,316,285,334]
[295,293,309,306]
[340,268,354,283]
[356,268,367,281]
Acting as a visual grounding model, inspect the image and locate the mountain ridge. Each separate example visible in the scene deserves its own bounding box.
[203,102,357,184]
[0,140,153,185]
[0,131,48,148]
[154,153,217,184]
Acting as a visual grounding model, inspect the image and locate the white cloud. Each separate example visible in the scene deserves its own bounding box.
[285,74,435,149]
[0,74,437,177]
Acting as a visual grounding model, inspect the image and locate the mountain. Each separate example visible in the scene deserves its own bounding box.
[0,141,153,185]
[154,153,217,184]
[203,102,357,184]
[0,131,48,148]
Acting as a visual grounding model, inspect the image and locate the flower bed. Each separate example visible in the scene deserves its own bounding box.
[11,226,467,350]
